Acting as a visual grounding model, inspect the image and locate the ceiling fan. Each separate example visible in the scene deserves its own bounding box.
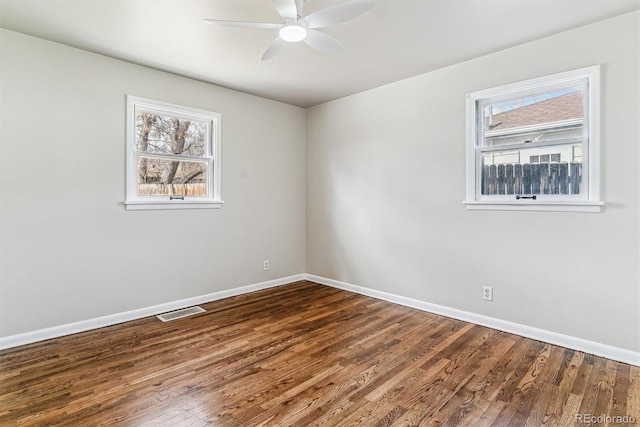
[204,0,375,60]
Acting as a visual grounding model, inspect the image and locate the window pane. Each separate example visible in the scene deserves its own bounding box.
[137,158,208,196]
[573,146,583,162]
[481,144,582,196]
[482,87,584,147]
[135,112,209,158]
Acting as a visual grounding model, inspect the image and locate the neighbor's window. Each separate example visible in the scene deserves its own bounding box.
[464,66,602,212]
[125,96,222,210]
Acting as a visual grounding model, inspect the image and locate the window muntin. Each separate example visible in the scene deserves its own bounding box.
[125,96,222,210]
[465,66,601,212]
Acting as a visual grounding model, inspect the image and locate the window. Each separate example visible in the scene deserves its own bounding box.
[530,154,561,164]
[464,66,603,212]
[125,96,222,210]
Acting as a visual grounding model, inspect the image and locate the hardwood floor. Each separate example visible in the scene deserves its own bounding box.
[1,281,638,426]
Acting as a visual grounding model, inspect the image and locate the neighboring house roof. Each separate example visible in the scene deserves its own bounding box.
[486,91,583,132]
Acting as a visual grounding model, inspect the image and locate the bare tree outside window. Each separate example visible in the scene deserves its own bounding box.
[135,112,210,196]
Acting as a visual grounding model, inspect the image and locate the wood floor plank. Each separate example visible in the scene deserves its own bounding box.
[556,393,583,427]
[591,359,618,418]
[0,281,637,426]
[629,366,640,423]
[611,362,630,419]
[576,356,607,416]
[541,350,584,426]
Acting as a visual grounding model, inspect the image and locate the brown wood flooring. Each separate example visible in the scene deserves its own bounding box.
[0,281,638,426]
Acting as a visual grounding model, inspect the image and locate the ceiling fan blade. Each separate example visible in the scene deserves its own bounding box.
[272,0,298,21]
[303,0,375,29]
[294,0,304,16]
[303,30,346,55]
[203,19,281,30]
[262,37,287,61]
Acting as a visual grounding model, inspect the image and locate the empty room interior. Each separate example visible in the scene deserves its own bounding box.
[0,0,639,425]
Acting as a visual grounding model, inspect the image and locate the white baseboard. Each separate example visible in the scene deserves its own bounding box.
[305,274,640,367]
[0,274,306,351]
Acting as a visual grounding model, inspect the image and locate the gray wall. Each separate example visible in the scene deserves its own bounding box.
[0,29,306,337]
[306,12,640,352]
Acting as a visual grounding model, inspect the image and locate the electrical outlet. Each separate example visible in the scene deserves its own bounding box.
[263,260,270,271]
[483,286,493,301]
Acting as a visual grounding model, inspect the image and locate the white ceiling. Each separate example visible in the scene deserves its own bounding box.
[1,0,638,107]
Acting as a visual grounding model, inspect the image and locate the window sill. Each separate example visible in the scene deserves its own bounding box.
[124,201,224,211]
[462,200,603,213]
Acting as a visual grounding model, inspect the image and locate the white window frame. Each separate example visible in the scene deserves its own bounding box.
[464,66,603,213]
[124,96,223,211]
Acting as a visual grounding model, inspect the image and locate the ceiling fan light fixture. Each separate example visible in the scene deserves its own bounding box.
[279,23,307,42]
